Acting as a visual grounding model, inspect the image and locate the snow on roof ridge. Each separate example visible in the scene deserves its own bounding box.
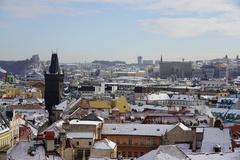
[102,123,175,136]
[55,100,68,111]
[93,138,116,150]
[147,93,170,101]
[177,122,191,131]
[0,67,7,73]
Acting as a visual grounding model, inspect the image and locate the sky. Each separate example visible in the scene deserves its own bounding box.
[0,0,240,63]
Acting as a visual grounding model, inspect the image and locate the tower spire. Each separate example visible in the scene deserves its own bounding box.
[44,52,64,124]
[49,53,60,74]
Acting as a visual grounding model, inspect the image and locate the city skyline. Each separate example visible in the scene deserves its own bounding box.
[1,0,240,63]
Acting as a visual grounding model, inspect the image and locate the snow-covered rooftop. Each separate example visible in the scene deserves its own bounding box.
[66,132,95,139]
[7,141,63,160]
[55,100,68,111]
[69,119,102,126]
[171,95,195,101]
[177,122,191,131]
[42,120,64,137]
[13,108,48,129]
[211,108,240,116]
[130,104,168,112]
[137,145,190,160]
[102,123,175,136]
[93,138,116,150]
[201,128,232,153]
[201,95,217,100]
[0,67,7,73]
[146,93,170,101]
[188,152,240,160]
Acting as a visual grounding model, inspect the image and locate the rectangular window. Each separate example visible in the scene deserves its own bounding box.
[128,138,132,145]
[140,138,144,145]
[77,150,83,159]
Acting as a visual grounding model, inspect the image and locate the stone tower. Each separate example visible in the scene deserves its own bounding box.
[44,53,64,124]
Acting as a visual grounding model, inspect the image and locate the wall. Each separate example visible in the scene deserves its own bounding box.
[90,147,117,158]
[114,96,131,113]
[159,62,192,78]
[89,100,112,109]
[46,140,55,151]
[63,148,74,160]
[102,134,160,158]
[70,138,93,149]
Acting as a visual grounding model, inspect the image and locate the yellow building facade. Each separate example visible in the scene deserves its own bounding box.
[89,100,112,109]
[0,130,11,152]
[2,86,22,99]
[24,88,42,98]
[114,96,131,113]
[0,113,14,152]
[89,96,131,113]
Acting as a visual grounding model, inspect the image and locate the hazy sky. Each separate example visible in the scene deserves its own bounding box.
[0,0,240,63]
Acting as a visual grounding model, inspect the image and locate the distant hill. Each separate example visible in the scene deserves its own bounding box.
[0,55,40,75]
[92,60,126,66]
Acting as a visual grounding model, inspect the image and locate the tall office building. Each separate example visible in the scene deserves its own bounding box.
[159,61,192,79]
[44,53,64,124]
[137,56,143,65]
[143,60,154,65]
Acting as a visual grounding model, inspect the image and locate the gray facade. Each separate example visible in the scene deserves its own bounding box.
[159,61,192,79]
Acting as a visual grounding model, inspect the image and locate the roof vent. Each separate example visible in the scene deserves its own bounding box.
[133,128,137,131]
[112,127,116,130]
[157,129,160,131]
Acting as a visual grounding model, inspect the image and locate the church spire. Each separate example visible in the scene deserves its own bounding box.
[49,53,60,74]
